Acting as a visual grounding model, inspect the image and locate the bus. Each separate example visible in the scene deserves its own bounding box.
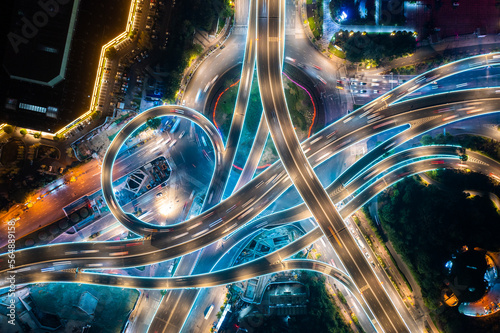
[204,304,214,319]
[170,118,180,133]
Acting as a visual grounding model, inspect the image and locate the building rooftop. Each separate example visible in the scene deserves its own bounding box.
[3,0,79,87]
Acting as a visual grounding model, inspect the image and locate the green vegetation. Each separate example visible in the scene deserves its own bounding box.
[337,290,347,305]
[33,132,42,139]
[128,29,138,39]
[105,46,117,60]
[146,117,161,130]
[329,43,346,59]
[333,30,415,63]
[390,65,417,75]
[361,206,386,243]
[19,129,27,136]
[378,171,500,332]
[53,133,65,141]
[213,77,241,139]
[307,0,323,40]
[258,272,353,333]
[2,125,13,134]
[91,110,101,120]
[421,133,500,162]
[160,0,234,101]
[214,71,313,145]
[283,76,314,136]
[138,31,153,50]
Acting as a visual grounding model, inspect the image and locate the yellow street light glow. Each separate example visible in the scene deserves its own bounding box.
[54,0,139,136]
[160,205,172,216]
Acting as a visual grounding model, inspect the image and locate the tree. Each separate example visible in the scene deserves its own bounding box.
[3,125,13,134]
[420,134,434,146]
[91,110,101,120]
[459,154,468,162]
[128,29,138,39]
[138,31,153,50]
[105,46,117,59]
[33,132,42,139]
[66,147,74,158]
[146,117,162,130]
[19,129,27,136]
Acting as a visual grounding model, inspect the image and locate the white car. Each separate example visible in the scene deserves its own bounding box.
[169,139,177,147]
[179,131,185,139]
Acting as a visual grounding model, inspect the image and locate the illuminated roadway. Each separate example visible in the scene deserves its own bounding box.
[2,87,500,275]
[204,0,259,209]
[101,105,225,234]
[1,16,500,330]
[1,85,500,271]
[2,139,500,333]
[256,0,410,331]
[4,148,500,330]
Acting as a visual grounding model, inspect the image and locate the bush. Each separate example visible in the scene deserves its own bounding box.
[105,46,117,59]
[146,117,161,130]
[19,129,27,136]
[334,30,416,63]
[3,125,14,134]
[33,132,42,139]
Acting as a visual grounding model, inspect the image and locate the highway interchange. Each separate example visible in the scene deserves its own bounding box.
[2,0,500,331]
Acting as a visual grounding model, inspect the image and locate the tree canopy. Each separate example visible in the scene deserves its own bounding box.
[334,30,415,63]
[146,117,161,130]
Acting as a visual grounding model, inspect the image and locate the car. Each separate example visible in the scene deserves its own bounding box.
[359,82,367,85]
[89,231,100,239]
[169,139,177,147]
[48,166,53,172]
[156,192,163,197]
[373,90,380,93]
[313,65,322,70]
[179,131,185,139]
[360,89,367,93]
[351,82,358,86]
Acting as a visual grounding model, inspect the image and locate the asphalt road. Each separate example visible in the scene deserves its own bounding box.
[0,10,500,330]
[256,0,412,331]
